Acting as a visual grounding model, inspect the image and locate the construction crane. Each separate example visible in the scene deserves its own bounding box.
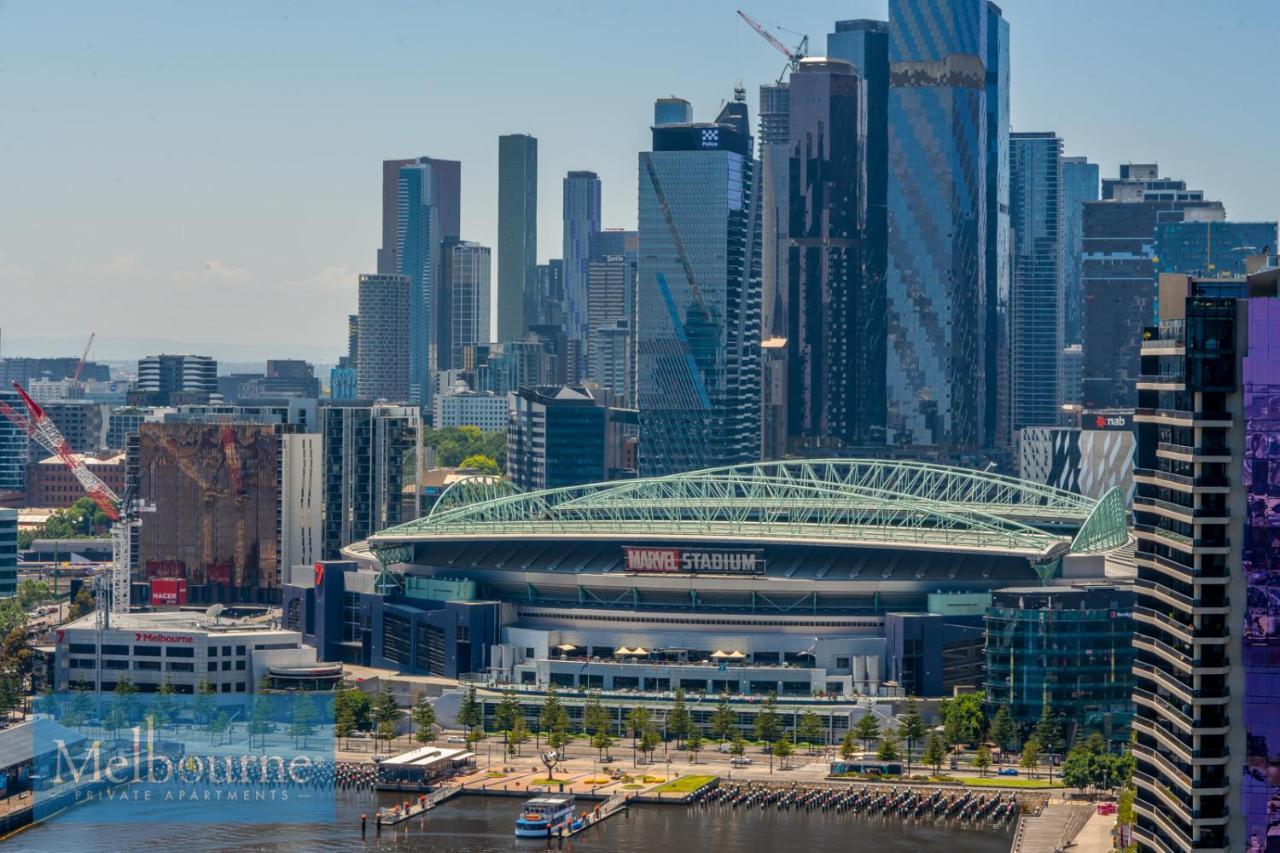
[737,9,808,82]
[71,332,96,383]
[0,381,136,617]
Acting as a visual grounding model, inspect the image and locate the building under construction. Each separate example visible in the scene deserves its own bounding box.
[128,422,321,605]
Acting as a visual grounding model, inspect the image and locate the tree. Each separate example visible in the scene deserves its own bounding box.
[590,729,615,761]
[899,698,927,774]
[335,688,373,733]
[546,721,571,756]
[457,454,499,474]
[1,624,31,679]
[668,688,692,747]
[973,744,993,777]
[458,684,483,733]
[210,710,230,746]
[290,694,317,748]
[626,707,651,765]
[1061,744,1093,795]
[250,691,277,748]
[0,676,21,723]
[797,710,823,754]
[753,693,782,747]
[423,426,507,471]
[16,579,53,611]
[149,680,177,732]
[876,725,901,763]
[940,693,984,748]
[729,735,747,758]
[1020,737,1042,779]
[538,684,567,741]
[922,732,948,776]
[0,600,24,637]
[639,725,661,763]
[839,730,859,761]
[989,705,1019,754]
[1034,706,1064,782]
[774,733,795,770]
[111,678,140,726]
[372,684,400,749]
[852,713,881,754]
[583,693,609,740]
[66,586,96,622]
[710,695,736,744]
[509,714,530,756]
[686,731,703,764]
[64,687,93,728]
[411,694,437,744]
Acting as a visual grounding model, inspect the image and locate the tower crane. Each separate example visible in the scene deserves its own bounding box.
[737,9,809,82]
[72,332,96,383]
[0,381,136,618]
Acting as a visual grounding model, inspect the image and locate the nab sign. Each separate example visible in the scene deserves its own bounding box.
[624,546,764,576]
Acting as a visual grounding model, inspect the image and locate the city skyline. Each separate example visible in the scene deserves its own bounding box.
[2,0,1278,357]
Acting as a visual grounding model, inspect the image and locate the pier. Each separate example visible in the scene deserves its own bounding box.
[375,783,463,828]
[699,781,1021,826]
[557,791,631,838]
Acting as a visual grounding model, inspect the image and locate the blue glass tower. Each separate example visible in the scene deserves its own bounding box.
[636,93,762,476]
[562,171,602,358]
[1154,220,1277,280]
[886,0,989,450]
[1060,156,1099,348]
[985,2,1010,449]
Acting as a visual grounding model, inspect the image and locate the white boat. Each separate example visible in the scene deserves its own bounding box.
[514,794,575,838]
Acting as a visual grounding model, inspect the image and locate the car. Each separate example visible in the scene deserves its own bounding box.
[730,757,752,767]
[446,735,467,744]
[600,755,616,763]
[371,754,390,763]
[997,767,1019,777]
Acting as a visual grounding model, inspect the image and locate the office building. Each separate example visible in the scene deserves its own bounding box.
[26,452,127,508]
[233,360,321,400]
[562,171,602,355]
[432,382,508,432]
[0,509,14,598]
[356,273,412,402]
[1018,412,1135,503]
[653,96,692,127]
[439,240,491,372]
[1061,344,1084,411]
[106,406,155,450]
[471,333,566,397]
[507,385,636,490]
[1081,164,1224,410]
[1129,262,1280,851]
[25,401,106,462]
[984,3,1011,450]
[786,57,877,450]
[1061,156,1100,347]
[131,354,217,407]
[1154,220,1277,281]
[886,0,989,450]
[329,366,357,401]
[1009,132,1064,433]
[986,584,1135,743]
[757,80,790,460]
[380,156,460,278]
[397,159,462,403]
[320,402,420,559]
[129,422,320,605]
[636,91,762,476]
[532,260,564,329]
[590,320,631,405]
[498,133,538,341]
[0,358,109,387]
[378,158,415,275]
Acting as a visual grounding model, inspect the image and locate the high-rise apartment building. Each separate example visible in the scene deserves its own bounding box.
[786,57,878,450]
[1061,156,1100,347]
[532,261,565,329]
[131,354,217,407]
[507,385,636,490]
[1154,220,1278,281]
[1082,164,1224,411]
[498,133,538,341]
[562,170,602,353]
[320,402,420,559]
[757,80,790,459]
[439,240,491,372]
[1009,132,1064,433]
[653,96,692,127]
[378,158,414,275]
[396,158,462,403]
[886,0,989,450]
[356,273,412,402]
[985,2,1011,450]
[1129,262,1280,852]
[0,509,15,598]
[636,92,762,476]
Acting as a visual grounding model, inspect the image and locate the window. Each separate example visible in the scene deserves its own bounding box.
[70,658,94,669]
[101,644,129,656]
[236,682,246,693]
[134,646,162,657]
[208,646,218,657]
[166,662,194,672]
[836,657,850,670]
[207,662,218,672]
[220,683,231,693]
[103,659,129,670]
[69,643,95,654]
[136,660,162,671]
[221,661,232,671]
[222,646,231,656]
[235,660,245,671]
[235,646,246,656]
[165,647,194,658]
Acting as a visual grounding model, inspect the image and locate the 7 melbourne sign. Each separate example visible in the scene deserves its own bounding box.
[623,546,765,575]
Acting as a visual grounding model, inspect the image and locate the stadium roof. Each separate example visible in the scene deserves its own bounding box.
[369,459,1129,563]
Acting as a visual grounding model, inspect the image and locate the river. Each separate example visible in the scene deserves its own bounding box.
[7,789,1012,852]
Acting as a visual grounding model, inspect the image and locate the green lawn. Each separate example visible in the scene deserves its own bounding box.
[964,777,1064,789]
[652,775,718,793]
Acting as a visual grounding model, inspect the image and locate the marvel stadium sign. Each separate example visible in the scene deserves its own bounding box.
[623,547,765,575]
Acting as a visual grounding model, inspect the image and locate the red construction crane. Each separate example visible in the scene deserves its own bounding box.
[737,10,808,81]
[72,332,96,383]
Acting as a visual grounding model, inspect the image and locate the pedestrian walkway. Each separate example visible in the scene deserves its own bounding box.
[1011,801,1095,852]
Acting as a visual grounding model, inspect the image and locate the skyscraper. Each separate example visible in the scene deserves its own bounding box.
[131,354,218,406]
[886,0,989,450]
[653,96,693,127]
[985,2,1011,450]
[562,170,602,354]
[785,57,877,450]
[532,260,564,328]
[757,80,790,460]
[439,240,492,372]
[377,158,414,275]
[1154,220,1278,280]
[636,91,762,476]
[1009,132,1064,433]
[396,157,461,403]
[356,273,412,402]
[1081,164,1224,410]
[0,389,27,497]
[498,133,538,342]
[1129,262,1280,852]
[1060,156,1100,347]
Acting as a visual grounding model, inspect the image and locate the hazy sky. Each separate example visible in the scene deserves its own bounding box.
[3,0,1278,362]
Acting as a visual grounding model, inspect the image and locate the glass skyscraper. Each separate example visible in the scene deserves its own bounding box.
[1154,220,1277,281]
[985,2,1010,450]
[886,0,989,450]
[1061,156,1100,348]
[636,93,762,476]
[1009,131,1063,433]
[562,170,602,356]
[0,388,27,495]
[498,133,537,342]
[757,81,790,460]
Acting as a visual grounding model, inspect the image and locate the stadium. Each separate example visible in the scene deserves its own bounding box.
[316,459,1129,701]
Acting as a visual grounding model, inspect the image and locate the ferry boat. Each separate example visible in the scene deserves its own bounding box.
[514,794,575,838]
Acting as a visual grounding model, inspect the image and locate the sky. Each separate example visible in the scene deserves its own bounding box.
[2,0,1278,363]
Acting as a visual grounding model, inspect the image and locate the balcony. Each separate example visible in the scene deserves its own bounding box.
[1134,494,1196,523]
[1134,522,1194,552]
[1134,715,1194,765]
[1134,549,1228,584]
[1133,789,1196,850]
[1135,407,1196,427]
[1134,466,1194,492]
[1134,577,1193,610]
[1133,661,1224,706]
[1133,687,1194,732]
[1137,373,1186,391]
[1133,606,1195,645]
[1156,441,1233,463]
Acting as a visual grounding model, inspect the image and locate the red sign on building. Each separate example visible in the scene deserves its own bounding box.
[150,578,188,607]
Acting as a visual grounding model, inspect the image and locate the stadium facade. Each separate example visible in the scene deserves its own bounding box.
[287,460,1128,704]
